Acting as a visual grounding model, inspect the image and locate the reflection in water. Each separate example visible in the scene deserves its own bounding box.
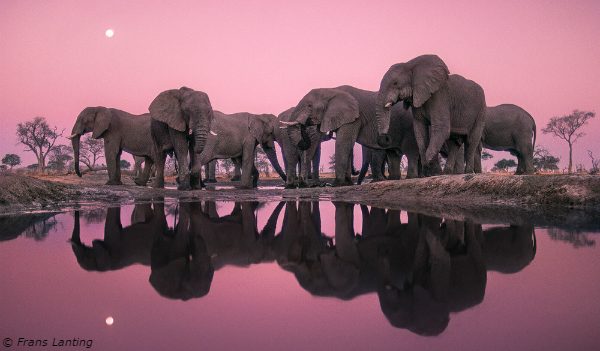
[0,212,58,241]
[62,200,539,335]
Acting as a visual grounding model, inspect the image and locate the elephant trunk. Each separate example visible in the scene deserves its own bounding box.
[263,145,287,181]
[376,93,392,147]
[288,124,310,151]
[193,109,213,154]
[71,134,82,177]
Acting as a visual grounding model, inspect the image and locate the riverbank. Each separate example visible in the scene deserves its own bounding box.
[1,173,599,221]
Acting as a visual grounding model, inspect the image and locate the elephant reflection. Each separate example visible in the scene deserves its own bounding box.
[272,202,536,336]
[70,200,282,300]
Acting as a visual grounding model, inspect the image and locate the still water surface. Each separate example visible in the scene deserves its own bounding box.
[1,201,599,351]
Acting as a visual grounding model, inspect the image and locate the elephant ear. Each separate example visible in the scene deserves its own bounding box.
[320,90,359,133]
[250,114,274,145]
[92,108,112,139]
[410,55,450,108]
[149,89,187,132]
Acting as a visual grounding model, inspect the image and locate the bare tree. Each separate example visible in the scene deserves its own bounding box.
[542,110,595,174]
[588,150,599,175]
[16,117,64,172]
[47,144,73,172]
[79,135,104,170]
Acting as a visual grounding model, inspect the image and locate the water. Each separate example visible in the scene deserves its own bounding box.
[1,200,599,351]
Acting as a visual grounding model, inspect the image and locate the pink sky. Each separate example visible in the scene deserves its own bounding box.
[1,0,599,170]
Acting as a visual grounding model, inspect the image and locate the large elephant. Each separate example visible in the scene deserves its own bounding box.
[376,55,486,174]
[149,87,214,190]
[287,85,420,186]
[278,107,328,188]
[478,104,537,174]
[196,111,286,189]
[68,107,155,185]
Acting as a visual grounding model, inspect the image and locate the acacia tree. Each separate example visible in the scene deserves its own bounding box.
[542,110,595,174]
[47,145,73,172]
[533,146,560,172]
[2,154,21,170]
[255,146,272,177]
[492,159,517,172]
[588,150,599,175]
[16,117,64,172]
[328,154,335,172]
[79,135,104,170]
[219,158,234,176]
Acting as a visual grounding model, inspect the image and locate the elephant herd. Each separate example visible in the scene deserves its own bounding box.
[69,54,537,190]
[70,201,536,335]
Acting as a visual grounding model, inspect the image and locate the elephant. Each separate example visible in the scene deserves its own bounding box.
[68,107,155,185]
[278,107,328,188]
[70,203,167,272]
[287,85,420,186]
[196,111,286,189]
[149,202,214,300]
[376,54,486,175]
[478,104,537,174]
[357,146,388,185]
[149,86,215,190]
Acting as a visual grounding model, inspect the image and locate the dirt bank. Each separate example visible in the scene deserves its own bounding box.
[1,173,599,218]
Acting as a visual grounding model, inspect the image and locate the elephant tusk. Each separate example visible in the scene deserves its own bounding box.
[279,120,298,126]
[209,130,218,136]
[279,126,288,129]
[188,129,193,135]
[67,133,79,140]
[385,102,393,108]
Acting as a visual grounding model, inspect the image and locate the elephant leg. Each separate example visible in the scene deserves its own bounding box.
[333,125,359,187]
[453,143,466,174]
[231,159,242,181]
[464,107,486,173]
[284,152,298,189]
[370,150,386,182]
[357,147,370,185]
[516,138,535,174]
[413,120,430,175]
[312,142,321,183]
[152,148,166,188]
[240,143,256,189]
[473,143,483,174]
[444,141,460,174]
[386,150,402,180]
[104,140,123,185]
[136,156,153,186]
[171,133,191,190]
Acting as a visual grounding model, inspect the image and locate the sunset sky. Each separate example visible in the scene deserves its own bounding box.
[1,0,599,170]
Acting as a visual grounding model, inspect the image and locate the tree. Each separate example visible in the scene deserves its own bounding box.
[47,145,73,172]
[79,135,104,170]
[255,146,271,177]
[328,154,335,172]
[533,146,560,172]
[481,151,493,160]
[542,110,595,174]
[2,154,21,170]
[120,160,131,170]
[492,159,517,172]
[16,117,64,172]
[219,158,234,176]
[588,150,599,175]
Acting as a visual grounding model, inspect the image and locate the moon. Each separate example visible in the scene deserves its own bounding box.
[105,316,114,326]
[105,29,114,38]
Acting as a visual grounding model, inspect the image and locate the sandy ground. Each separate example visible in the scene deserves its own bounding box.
[1,172,599,228]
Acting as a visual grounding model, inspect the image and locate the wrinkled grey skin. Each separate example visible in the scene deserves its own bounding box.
[288,85,420,186]
[69,107,154,186]
[196,111,286,189]
[357,146,389,185]
[149,87,214,190]
[478,104,537,174]
[278,107,328,188]
[376,55,486,175]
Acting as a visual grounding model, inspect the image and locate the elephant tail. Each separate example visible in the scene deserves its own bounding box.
[532,119,537,150]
